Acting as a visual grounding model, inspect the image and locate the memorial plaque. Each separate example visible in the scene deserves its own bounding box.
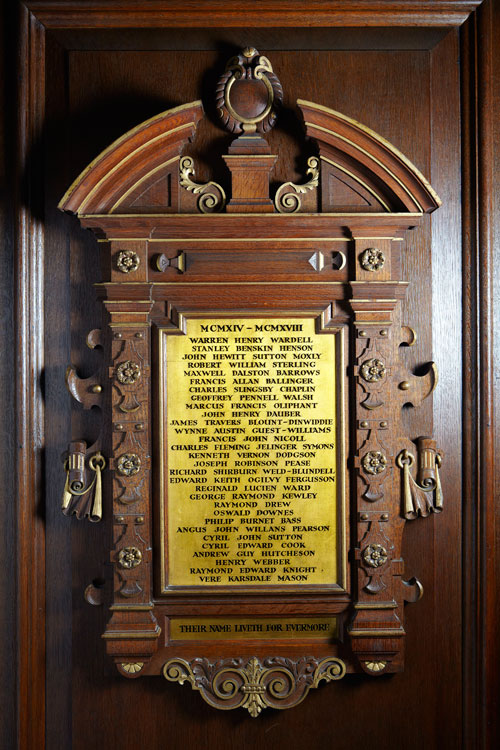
[158,317,345,592]
[169,617,338,641]
[60,48,444,714]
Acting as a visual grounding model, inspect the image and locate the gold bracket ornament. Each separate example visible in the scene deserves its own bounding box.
[274,156,320,213]
[61,442,106,522]
[179,156,226,214]
[396,437,443,519]
[163,656,346,717]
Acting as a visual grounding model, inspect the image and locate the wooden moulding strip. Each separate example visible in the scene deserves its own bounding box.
[26,2,483,29]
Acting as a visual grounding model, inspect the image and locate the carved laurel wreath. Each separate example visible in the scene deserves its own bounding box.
[216,47,283,134]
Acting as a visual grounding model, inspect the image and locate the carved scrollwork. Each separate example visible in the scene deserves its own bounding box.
[396,438,443,519]
[61,443,105,522]
[163,656,346,716]
[179,156,226,214]
[274,156,320,213]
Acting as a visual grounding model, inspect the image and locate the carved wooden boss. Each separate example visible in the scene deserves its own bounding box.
[60,49,443,715]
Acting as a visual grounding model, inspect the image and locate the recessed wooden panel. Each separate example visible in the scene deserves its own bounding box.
[33,21,476,750]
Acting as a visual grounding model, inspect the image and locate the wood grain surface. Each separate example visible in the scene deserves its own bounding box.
[7,2,499,749]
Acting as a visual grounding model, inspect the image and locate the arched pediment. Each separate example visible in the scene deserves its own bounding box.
[58,95,440,217]
[58,101,204,215]
[297,100,441,214]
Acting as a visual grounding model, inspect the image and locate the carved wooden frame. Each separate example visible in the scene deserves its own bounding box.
[55,61,447,713]
[11,0,497,745]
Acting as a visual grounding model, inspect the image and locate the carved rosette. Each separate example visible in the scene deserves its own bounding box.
[349,303,441,670]
[116,250,140,274]
[362,543,388,568]
[107,326,152,601]
[117,453,141,476]
[118,546,142,569]
[360,358,386,383]
[116,360,141,385]
[359,247,385,272]
[361,451,388,475]
[216,47,283,135]
[163,656,346,716]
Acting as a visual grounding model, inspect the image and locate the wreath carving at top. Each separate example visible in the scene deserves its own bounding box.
[216,47,283,135]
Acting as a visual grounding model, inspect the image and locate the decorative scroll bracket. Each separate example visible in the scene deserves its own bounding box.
[179,156,226,213]
[274,156,320,213]
[163,656,346,716]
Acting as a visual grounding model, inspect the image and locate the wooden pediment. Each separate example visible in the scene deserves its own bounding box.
[58,101,204,216]
[297,100,441,214]
[59,64,440,219]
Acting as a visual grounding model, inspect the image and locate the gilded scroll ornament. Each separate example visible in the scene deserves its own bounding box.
[179,156,226,214]
[360,358,387,383]
[362,544,388,568]
[274,157,320,213]
[116,360,141,385]
[163,656,346,716]
[360,247,385,272]
[116,250,140,274]
[118,546,142,569]
[117,453,141,476]
[61,445,105,522]
[396,439,443,519]
[362,451,388,475]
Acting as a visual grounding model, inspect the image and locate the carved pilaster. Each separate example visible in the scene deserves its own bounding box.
[101,286,160,659]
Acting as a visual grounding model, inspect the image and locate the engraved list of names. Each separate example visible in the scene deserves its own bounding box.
[160,317,343,590]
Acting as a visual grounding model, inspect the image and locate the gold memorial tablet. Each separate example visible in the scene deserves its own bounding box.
[158,317,346,593]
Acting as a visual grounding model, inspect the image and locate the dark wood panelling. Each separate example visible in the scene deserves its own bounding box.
[461,2,500,748]
[16,7,46,750]
[8,2,499,750]
[0,3,17,750]
[61,41,451,750]
[492,3,500,749]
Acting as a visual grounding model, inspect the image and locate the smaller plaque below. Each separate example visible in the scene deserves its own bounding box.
[169,616,338,641]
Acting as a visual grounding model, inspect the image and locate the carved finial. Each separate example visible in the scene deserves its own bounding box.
[242,46,257,58]
[216,48,283,135]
